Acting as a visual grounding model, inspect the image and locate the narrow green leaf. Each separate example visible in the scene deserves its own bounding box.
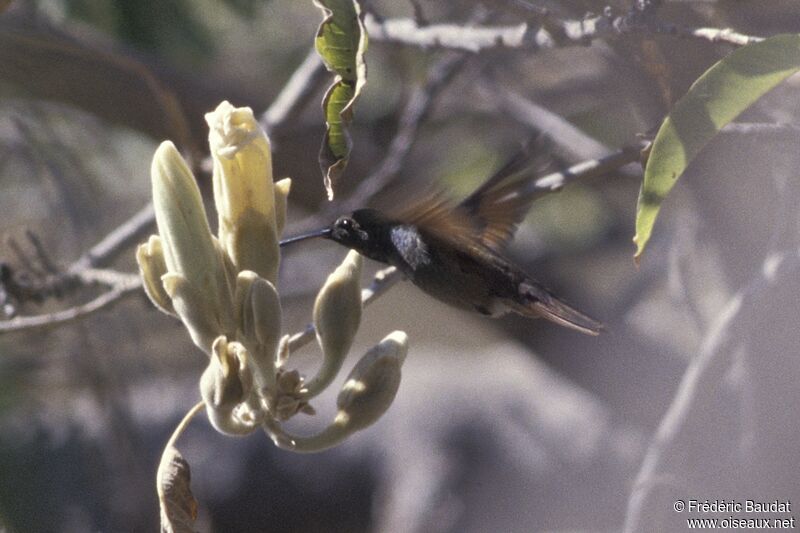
[314,0,368,200]
[634,33,800,263]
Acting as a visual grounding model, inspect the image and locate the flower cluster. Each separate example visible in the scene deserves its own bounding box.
[136,101,407,452]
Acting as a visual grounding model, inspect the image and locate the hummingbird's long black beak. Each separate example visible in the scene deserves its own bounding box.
[279,228,332,247]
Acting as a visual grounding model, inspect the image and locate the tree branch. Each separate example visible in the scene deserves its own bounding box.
[365,8,764,53]
[0,268,141,334]
[260,47,327,135]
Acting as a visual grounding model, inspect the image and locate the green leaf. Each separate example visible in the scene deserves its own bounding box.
[634,33,800,263]
[314,0,368,200]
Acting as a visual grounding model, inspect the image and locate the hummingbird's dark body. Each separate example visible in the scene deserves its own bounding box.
[282,148,603,335]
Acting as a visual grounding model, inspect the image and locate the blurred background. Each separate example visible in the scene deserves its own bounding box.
[1,0,799,531]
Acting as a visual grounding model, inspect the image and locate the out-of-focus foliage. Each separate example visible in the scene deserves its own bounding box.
[66,0,271,66]
[635,33,800,262]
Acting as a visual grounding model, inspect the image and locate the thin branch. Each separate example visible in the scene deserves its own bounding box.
[721,122,800,137]
[365,7,764,53]
[657,24,764,47]
[260,47,327,134]
[520,142,645,201]
[486,84,612,161]
[364,13,552,52]
[72,203,156,271]
[0,269,141,334]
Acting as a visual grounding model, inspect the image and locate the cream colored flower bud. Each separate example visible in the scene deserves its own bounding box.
[200,336,255,436]
[162,274,221,354]
[151,141,233,348]
[151,141,219,287]
[135,235,175,316]
[206,101,279,283]
[273,177,292,236]
[335,331,408,432]
[237,271,281,386]
[305,250,363,398]
[270,331,408,454]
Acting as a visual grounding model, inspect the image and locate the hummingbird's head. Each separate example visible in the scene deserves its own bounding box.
[329,209,392,261]
[279,209,392,262]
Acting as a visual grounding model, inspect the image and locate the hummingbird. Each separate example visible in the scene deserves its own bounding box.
[281,149,603,335]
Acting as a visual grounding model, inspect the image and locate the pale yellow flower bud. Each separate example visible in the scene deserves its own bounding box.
[150,141,234,352]
[334,331,407,431]
[206,101,280,283]
[268,331,408,453]
[236,270,282,388]
[135,235,175,316]
[306,250,363,397]
[273,177,292,236]
[200,336,255,436]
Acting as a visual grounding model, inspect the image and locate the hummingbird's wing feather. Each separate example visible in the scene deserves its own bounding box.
[391,191,482,249]
[459,138,551,251]
[509,280,604,336]
[460,142,537,207]
[394,138,550,251]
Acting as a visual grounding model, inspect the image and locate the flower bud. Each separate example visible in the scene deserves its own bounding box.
[273,177,291,236]
[305,250,363,397]
[151,141,233,348]
[135,235,175,316]
[200,336,255,436]
[237,271,282,387]
[206,101,279,283]
[335,331,407,432]
[270,331,408,454]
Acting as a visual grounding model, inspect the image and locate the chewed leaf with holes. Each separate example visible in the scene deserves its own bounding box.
[314,0,368,200]
[634,33,800,264]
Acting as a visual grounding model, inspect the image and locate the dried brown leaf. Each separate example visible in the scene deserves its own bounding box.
[157,446,198,533]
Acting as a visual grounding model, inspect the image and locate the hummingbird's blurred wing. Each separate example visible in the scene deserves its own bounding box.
[394,138,551,251]
[459,138,550,251]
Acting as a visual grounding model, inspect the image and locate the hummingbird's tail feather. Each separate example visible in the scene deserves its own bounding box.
[509,282,604,336]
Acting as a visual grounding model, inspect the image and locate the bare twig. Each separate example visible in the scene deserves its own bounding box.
[658,24,764,47]
[365,6,764,53]
[0,269,141,334]
[520,142,644,201]
[364,13,553,52]
[260,47,327,134]
[486,84,612,161]
[72,203,156,271]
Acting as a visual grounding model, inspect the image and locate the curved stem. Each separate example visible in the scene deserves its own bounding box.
[163,401,206,451]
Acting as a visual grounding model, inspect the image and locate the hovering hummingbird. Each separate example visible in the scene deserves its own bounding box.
[281,149,603,335]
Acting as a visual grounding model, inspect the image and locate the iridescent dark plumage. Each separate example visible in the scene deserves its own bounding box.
[283,148,603,335]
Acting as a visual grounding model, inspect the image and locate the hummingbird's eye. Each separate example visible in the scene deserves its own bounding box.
[337,217,357,231]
